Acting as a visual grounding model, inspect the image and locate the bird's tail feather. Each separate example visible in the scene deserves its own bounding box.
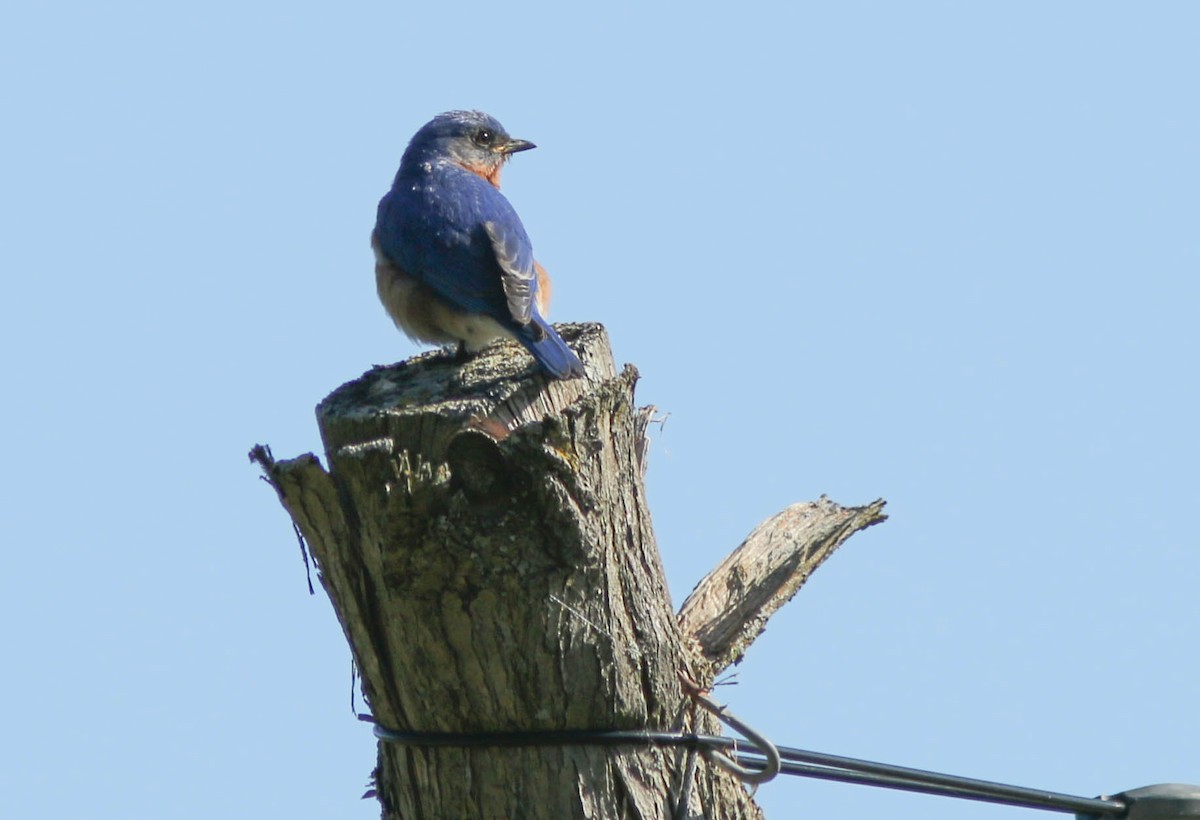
[519,317,585,380]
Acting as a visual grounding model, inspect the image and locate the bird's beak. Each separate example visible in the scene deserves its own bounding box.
[500,138,536,155]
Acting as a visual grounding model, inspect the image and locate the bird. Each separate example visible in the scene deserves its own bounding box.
[372,110,585,380]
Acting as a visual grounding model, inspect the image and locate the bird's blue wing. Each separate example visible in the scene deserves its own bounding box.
[483,219,535,325]
[375,167,536,326]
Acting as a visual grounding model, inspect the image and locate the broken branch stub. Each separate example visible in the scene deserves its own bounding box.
[678,498,888,679]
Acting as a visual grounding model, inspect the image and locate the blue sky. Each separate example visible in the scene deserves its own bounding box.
[3,2,1197,818]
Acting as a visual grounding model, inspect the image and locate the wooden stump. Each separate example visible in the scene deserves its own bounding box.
[252,322,885,818]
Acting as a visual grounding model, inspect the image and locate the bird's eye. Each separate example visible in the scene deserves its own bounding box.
[473,129,494,147]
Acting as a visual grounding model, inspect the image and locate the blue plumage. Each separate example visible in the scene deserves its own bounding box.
[372,111,585,380]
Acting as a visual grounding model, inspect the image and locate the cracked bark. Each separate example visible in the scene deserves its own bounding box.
[252,322,884,818]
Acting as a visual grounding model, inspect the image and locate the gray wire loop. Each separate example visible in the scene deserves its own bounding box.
[693,692,782,786]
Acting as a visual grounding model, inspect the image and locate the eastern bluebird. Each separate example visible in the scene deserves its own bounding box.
[372,110,585,380]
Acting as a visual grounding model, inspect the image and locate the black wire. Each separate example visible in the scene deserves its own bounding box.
[734,751,1124,816]
[371,724,713,750]
[369,724,1126,817]
[775,743,1123,815]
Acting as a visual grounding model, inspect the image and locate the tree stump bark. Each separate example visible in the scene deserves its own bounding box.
[252,323,885,818]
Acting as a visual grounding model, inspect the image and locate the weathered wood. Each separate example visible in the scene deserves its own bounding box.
[678,498,888,679]
[253,323,887,818]
[254,324,764,819]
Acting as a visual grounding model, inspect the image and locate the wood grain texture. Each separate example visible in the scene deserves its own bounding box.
[254,324,765,819]
[678,498,888,679]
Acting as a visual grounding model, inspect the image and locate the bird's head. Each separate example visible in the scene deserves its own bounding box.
[402,110,535,188]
